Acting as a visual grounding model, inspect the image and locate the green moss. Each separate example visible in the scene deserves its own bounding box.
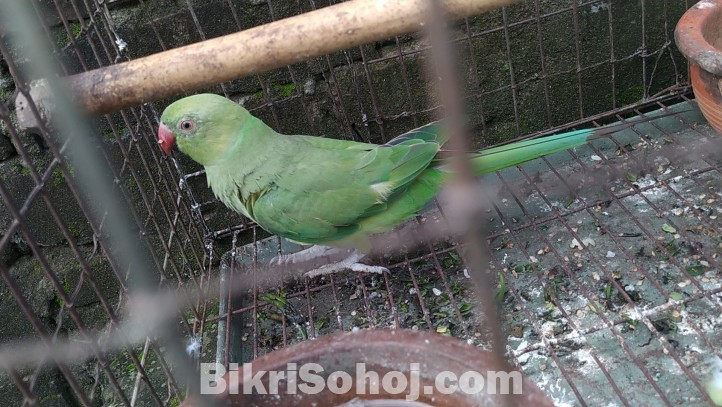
[67,221,86,237]
[0,88,11,102]
[52,168,65,187]
[54,279,71,307]
[272,83,296,98]
[56,22,83,47]
[20,166,31,175]
[519,115,547,137]
[441,252,461,269]
[617,84,645,106]
[39,394,63,403]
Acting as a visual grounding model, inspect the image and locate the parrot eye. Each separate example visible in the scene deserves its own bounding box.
[179,119,195,132]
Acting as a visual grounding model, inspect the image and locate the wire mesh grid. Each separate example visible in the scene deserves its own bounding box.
[0,0,720,406]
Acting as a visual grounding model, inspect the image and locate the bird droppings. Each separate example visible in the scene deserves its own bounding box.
[483,115,722,406]
[570,238,595,250]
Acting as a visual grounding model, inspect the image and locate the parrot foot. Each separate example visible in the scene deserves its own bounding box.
[269,245,348,266]
[303,251,389,279]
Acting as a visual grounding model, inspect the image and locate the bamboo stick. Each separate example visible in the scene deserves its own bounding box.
[55,0,517,115]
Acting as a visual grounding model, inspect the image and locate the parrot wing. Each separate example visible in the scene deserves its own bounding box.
[384,121,446,146]
[250,139,440,244]
[295,120,444,150]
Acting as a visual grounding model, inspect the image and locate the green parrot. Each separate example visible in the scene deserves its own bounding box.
[158,93,640,277]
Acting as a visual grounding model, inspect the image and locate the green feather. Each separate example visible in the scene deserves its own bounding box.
[467,129,594,175]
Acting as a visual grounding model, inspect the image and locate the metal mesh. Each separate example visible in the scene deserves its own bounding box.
[1,0,720,406]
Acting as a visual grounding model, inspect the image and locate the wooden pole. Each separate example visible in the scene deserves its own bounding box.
[57,0,516,115]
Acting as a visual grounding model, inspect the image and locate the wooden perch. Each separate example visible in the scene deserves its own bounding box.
[24,0,518,117]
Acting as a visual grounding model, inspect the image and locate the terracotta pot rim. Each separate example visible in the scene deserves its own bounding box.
[237,329,508,374]
[199,329,555,407]
[675,0,722,76]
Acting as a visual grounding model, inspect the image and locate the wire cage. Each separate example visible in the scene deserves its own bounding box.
[0,0,720,406]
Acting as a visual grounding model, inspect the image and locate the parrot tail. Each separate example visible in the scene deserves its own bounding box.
[465,111,681,176]
[467,128,595,175]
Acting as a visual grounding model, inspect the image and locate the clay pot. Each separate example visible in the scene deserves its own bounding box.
[675,0,722,134]
[181,329,552,406]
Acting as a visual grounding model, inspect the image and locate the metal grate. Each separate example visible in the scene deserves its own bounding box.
[0,0,719,406]
[209,97,721,407]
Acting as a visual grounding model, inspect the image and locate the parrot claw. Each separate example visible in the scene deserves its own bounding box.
[302,250,389,279]
[349,263,389,274]
[269,245,347,266]
[304,263,389,279]
[269,246,388,278]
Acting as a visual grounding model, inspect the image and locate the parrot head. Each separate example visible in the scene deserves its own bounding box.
[158,93,251,166]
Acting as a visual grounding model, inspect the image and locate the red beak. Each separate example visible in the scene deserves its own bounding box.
[158,123,176,155]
